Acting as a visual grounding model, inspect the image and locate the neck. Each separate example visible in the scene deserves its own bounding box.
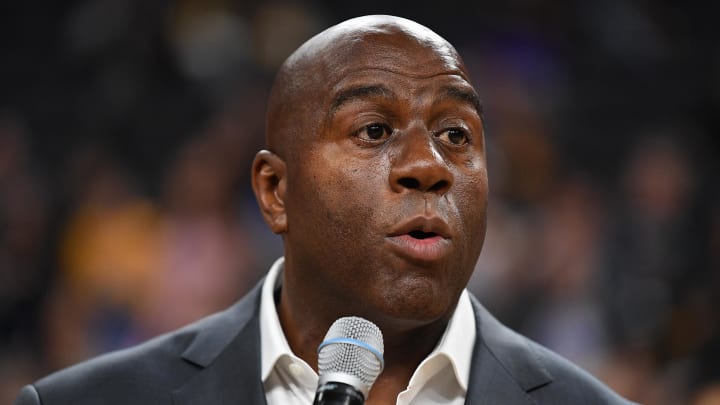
[276,275,451,392]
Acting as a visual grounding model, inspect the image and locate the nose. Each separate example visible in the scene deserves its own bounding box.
[389,130,453,195]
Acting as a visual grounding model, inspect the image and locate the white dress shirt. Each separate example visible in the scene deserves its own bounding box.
[260,258,477,405]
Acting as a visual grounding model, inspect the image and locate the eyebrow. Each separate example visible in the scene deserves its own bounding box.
[328,83,484,118]
[329,85,396,115]
[437,85,484,117]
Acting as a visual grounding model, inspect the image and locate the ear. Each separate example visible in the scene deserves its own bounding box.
[251,150,288,234]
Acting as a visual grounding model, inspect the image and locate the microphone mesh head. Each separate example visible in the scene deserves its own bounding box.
[318,316,384,389]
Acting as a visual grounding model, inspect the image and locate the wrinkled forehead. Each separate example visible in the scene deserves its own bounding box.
[292,16,469,83]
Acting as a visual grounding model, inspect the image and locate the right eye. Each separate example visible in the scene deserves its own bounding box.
[356,123,392,141]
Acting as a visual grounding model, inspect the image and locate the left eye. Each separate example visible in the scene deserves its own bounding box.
[438,128,469,145]
[356,123,392,141]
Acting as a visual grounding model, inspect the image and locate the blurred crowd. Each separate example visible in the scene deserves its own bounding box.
[1,1,718,404]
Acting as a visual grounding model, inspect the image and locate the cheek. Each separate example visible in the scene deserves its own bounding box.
[292,156,397,296]
[298,154,387,245]
[455,169,489,256]
[317,149,387,205]
[468,171,489,224]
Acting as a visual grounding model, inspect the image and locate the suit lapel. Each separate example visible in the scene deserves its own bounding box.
[466,295,553,404]
[172,282,267,405]
[168,282,554,404]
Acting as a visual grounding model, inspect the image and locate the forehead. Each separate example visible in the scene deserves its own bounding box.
[317,29,468,86]
[328,69,480,117]
[313,40,472,118]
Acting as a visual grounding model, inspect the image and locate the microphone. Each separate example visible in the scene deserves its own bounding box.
[313,316,385,405]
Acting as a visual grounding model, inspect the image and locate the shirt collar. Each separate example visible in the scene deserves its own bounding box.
[260,257,303,382]
[259,257,476,392]
[411,288,476,392]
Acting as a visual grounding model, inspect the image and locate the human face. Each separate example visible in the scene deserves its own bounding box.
[282,29,488,326]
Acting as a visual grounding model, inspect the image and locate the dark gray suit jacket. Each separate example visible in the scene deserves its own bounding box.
[15,280,636,404]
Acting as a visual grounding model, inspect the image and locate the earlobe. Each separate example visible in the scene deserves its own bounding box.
[251,150,288,234]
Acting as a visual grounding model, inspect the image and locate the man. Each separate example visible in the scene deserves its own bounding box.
[16,15,635,404]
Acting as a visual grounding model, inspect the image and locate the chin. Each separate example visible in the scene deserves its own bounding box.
[377,278,459,324]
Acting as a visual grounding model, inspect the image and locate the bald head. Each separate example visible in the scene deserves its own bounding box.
[265,15,471,159]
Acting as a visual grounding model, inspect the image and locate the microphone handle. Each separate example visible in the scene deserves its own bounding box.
[312,381,365,405]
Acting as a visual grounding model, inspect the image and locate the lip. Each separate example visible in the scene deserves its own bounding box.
[386,216,453,263]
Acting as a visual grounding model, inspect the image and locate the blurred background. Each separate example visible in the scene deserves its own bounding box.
[0,0,718,403]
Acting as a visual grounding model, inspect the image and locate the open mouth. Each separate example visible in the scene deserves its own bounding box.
[386,216,451,262]
[408,230,439,240]
[386,230,449,262]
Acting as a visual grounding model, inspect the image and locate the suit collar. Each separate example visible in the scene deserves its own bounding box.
[466,294,553,404]
[173,280,267,405]
[168,280,553,404]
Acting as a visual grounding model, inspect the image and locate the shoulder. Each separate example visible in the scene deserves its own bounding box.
[25,326,198,404]
[20,282,264,405]
[524,338,637,404]
[469,294,637,404]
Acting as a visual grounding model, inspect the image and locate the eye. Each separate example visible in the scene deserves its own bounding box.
[437,127,469,145]
[356,123,392,141]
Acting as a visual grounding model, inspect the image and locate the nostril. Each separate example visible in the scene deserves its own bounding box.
[429,180,449,193]
[398,177,420,189]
